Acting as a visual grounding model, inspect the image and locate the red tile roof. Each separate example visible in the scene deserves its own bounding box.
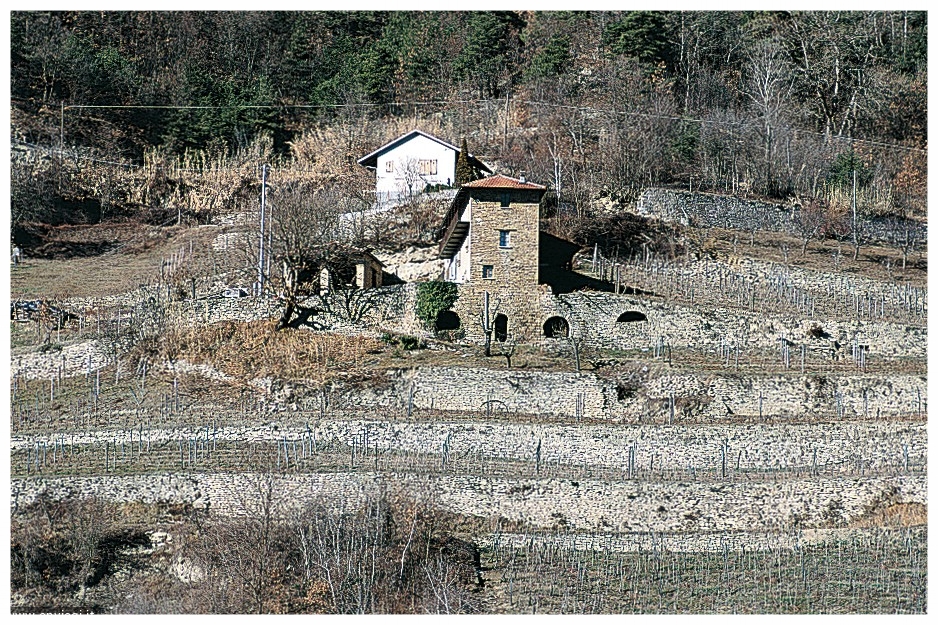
[461,174,545,190]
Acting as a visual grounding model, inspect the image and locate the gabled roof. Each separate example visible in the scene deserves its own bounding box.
[461,174,546,190]
[357,129,491,172]
[354,249,385,267]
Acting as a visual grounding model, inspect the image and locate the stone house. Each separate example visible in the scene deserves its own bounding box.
[438,174,593,342]
[357,129,491,202]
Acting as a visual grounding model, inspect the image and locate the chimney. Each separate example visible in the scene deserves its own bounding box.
[519,171,526,184]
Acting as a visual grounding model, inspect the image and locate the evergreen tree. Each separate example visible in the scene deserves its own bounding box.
[455,138,474,185]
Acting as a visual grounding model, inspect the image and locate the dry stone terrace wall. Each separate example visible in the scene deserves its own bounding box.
[428,473,926,533]
[172,295,281,326]
[407,366,607,418]
[613,254,926,326]
[168,284,422,336]
[52,270,922,363]
[14,419,924,476]
[338,367,924,422]
[11,340,109,381]
[479,526,921,554]
[11,472,926,534]
[636,187,926,244]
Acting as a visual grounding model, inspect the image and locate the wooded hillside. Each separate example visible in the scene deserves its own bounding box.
[10,11,927,223]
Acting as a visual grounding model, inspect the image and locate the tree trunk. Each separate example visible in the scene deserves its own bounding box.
[277,298,296,331]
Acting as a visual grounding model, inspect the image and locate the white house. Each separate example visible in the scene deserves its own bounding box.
[357,129,491,202]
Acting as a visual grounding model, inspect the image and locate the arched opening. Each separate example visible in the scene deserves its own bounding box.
[543,316,570,338]
[434,310,461,331]
[493,313,508,342]
[617,311,647,323]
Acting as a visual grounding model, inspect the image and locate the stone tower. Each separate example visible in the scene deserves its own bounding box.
[439,174,546,341]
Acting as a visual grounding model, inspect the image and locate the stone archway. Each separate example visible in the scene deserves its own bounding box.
[543,316,570,338]
[494,313,508,342]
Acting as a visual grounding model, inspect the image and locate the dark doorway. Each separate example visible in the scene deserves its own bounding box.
[435,310,461,331]
[494,313,508,342]
[543,316,569,338]
[616,311,647,323]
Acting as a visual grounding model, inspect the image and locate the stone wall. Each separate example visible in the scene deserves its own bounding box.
[172,284,423,337]
[635,187,927,244]
[17,418,919,476]
[11,472,926,534]
[339,366,924,422]
[153,259,927,363]
[548,291,926,358]
[408,366,608,418]
[11,340,109,381]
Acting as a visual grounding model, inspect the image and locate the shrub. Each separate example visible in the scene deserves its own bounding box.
[415,281,458,330]
[436,327,465,342]
[380,332,425,351]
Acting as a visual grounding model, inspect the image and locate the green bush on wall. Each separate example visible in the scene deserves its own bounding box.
[415,281,458,329]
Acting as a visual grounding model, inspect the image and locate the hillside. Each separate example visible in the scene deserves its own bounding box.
[10,181,927,612]
[8,9,929,616]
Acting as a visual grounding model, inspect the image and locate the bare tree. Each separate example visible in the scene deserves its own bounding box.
[478,291,504,358]
[795,198,828,255]
[185,474,284,613]
[10,147,58,228]
[259,181,361,330]
[496,336,517,369]
[741,36,795,196]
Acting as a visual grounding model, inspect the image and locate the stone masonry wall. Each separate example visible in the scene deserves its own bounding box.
[341,366,925,422]
[636,187,927,243]
[548,291,925,358]
[16,418,920,476]
[11,472,926,534]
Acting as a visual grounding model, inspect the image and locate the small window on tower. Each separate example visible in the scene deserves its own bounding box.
[500,192,511,207]
[499,230,511,248]
[482,265,494,279]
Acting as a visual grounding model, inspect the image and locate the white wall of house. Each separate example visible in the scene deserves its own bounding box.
[445,202,472,283]
[375,134,457,200]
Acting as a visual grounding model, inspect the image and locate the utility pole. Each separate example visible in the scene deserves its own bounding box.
[482,291,492,357]
[503,92,510,154]
[257,164,268,295]
[265,170,273,281]
[852,165,859,260]
[58,102,65,192]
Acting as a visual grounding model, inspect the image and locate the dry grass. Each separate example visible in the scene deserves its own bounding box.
[10,222,236,300]
[851,502,927,529]
[168,321,386,383]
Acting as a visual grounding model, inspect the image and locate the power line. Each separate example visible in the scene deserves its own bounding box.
[64,99,496,111]
[20,95,924,174]
[59,97,926,154]
[518,99,926,154]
